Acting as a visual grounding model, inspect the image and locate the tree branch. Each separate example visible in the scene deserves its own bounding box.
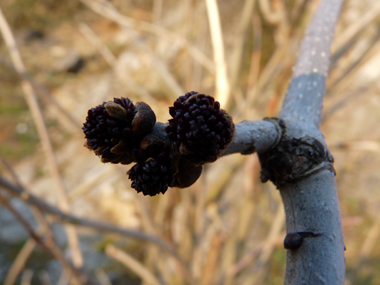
[152,120,280,157]
[280,0,343,130]
[266,0,346,284]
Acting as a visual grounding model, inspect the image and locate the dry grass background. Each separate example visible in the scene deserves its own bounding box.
[0,0,380,284]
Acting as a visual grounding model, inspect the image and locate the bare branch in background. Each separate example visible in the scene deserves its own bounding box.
[205,0,230,107]
[332,2,380,54]
[258,0,282,24]
[78,23,117,66]
[0,175,188,273]
[0,7,83,268]
[229,0,256,94]
[106,245,161,285]
[0,193,89,285]
[0,56,82,128]
[4,237,37,285]
[79,0,215,74]
[0,159,75,285]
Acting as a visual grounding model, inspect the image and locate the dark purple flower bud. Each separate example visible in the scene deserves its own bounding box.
[166,91,234,165]
[128,148,175,196]
[82,97,156,164]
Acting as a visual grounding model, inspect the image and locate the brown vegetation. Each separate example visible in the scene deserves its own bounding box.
[0,0,380,284]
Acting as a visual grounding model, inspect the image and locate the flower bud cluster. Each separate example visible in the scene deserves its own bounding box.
[166,91,235,165]
[83,92,234,196]
[82,97,155,164]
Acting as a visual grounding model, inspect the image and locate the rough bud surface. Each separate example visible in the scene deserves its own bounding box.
[82,97,156,164]
[128,148,175,196]
[166,91,235,165]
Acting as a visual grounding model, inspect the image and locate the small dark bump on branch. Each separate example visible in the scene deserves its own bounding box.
[284,232,304,250]
[284,232,322,250]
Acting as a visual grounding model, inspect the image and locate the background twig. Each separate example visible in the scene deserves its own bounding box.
[0,7,83,268]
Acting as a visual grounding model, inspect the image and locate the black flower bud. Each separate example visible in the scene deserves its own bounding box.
[82,97,156,164]
[128,148,175,196]
[166,91,234,164]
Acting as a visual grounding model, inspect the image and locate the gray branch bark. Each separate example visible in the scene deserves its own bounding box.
[277,0,345,284]
[151,120,281,159]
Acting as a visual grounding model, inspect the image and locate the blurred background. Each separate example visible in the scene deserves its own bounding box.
[0,0,380,284]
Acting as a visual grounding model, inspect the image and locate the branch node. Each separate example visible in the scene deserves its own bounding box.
[259,129,335,187]
[263,117,286,150]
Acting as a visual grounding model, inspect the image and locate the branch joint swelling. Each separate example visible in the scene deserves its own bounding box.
[263,117,286,150]
[259,118,335,188]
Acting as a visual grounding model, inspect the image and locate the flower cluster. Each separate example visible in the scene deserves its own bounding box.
[82,98,155,164]
[166,91,235,165]
[128,147,174,196]
[83,92,234,196]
